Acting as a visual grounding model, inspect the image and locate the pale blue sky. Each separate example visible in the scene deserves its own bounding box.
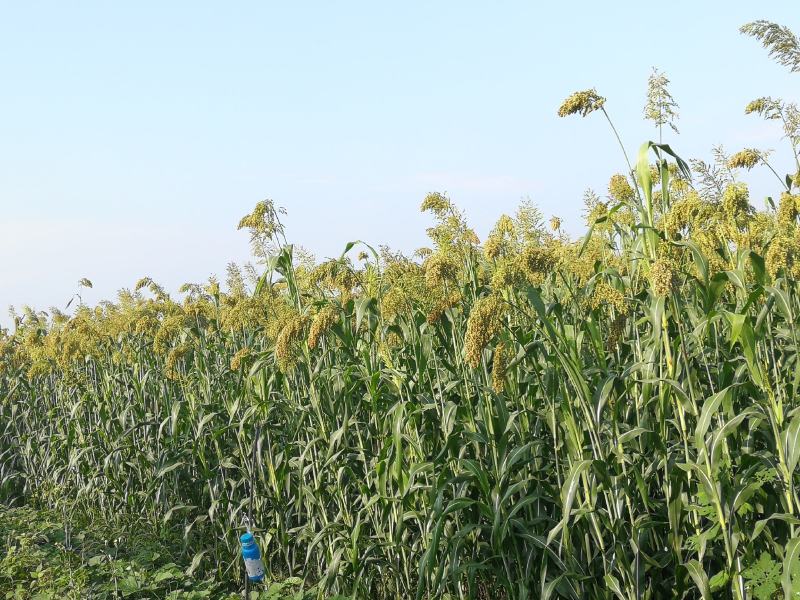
[1,2,797,324]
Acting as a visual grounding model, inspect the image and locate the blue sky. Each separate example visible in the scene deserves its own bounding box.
[0,2,797,324]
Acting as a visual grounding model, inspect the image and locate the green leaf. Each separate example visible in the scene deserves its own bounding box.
[749,251,766,286]
[685,560,712,600]
[783,538,800,598]
[724,311,763,387]
[156,461,185,478]
[603,574,627,600]
[548,458,593,546]
[152,568,176,583]
[695,387,731,449]
[186,550,206,577]
[785,415,800,474]
[752,513,800,541]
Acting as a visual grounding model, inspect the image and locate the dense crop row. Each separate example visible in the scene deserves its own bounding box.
[2,20,800,599]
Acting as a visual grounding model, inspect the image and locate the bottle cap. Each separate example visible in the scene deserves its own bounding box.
[240,532,254,544]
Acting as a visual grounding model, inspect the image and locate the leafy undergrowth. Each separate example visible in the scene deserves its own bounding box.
[0,505,318,599]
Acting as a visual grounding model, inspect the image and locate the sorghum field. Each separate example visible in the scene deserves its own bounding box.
[3,20,800,600]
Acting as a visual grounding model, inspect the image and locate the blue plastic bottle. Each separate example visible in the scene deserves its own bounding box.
[240,532,265,582]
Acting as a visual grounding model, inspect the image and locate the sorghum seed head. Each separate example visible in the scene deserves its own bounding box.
[608,174,635,203]
[728,149,761,170]
[492,342,508,393]
[464,295,504,368]
[650,259,678,297]
[230,347,251,371]
[275,315,309,371]
[308,306,339,349]
[777,192,799,229]
[424,252,458,287]
[721,183,751,222]
[426,291,462,324]
[558,89,606,118]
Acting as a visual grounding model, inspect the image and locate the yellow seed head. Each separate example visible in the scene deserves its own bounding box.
[765,234,794,278]
[464,295,504,368]
[312,260,360,295]
[420,192,452,216]
[308,306,339,349]
[558,89,606,118]
[495,214,515,235]
[745,97,771,115]
[586,202,611,230]
[588,282,627,315]
[165,343,191,380]
[186,298,216,321]
[205,281,220,297]
[492,342,508,393]
[426,291,462,324]
[521,245,555,282]
[27,359,51,380]
[385,331,403,348]
[777,192,799,229]
[135,277,153,292]
[424,253,458,287]
[721,183,751,222]
[483,214,516,260]
[483,234,503,260]
[664,192,705,238]
[650,259,678,297]
[549,216,562,231]
[490,258,526,290]
[377,340,395,369]
[237,200,283,237]
[728,149,761,170]
[671,178,690,195]
[230,347,251,372]
[608,174,635,203]
[380,286,407,321]
[464,228,481,246]
[153,314,187,355]
[275,315,309,371]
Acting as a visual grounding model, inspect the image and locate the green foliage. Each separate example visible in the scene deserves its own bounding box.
[3,18,800,600]
[0,506,297,598]
[742,553,780,600]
